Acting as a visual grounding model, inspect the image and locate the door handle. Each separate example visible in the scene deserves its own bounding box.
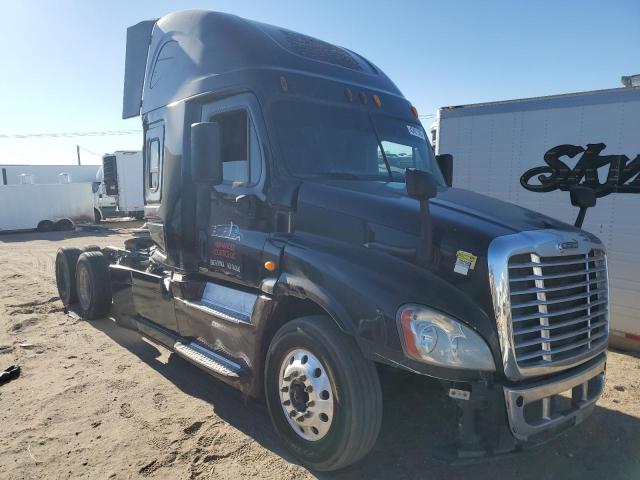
[198,230,208,263]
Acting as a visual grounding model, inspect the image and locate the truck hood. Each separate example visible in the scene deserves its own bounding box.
[295,179,575,240]
[294,179,580,322]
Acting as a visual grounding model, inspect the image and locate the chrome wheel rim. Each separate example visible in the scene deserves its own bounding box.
[278,349,334,441]
[77,265,91,311]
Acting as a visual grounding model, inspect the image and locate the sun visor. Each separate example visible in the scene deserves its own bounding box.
[122,20,157,119]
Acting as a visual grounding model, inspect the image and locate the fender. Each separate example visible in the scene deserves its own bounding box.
[275,270,355,335]
[275,232,501,382]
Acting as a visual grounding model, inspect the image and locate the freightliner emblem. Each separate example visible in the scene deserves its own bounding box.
[557,240,579,251]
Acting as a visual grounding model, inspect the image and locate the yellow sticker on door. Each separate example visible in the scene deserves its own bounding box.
[454,250,477,276]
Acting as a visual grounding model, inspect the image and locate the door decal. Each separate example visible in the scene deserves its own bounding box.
[209,222,243,275]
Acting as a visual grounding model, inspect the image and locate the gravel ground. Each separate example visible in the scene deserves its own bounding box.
[0,222,639,479]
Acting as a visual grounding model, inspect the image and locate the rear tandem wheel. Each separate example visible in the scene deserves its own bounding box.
[75,251,112,320]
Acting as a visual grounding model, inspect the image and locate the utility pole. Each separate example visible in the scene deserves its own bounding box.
[76,145,81,165]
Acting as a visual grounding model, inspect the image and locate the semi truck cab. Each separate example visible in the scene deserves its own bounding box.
[55,10,609,471]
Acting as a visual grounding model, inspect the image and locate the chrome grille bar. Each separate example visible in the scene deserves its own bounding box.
[509,266,606,282]
[510,279,601,296]
[515,323,603,348]
[511,288,607,309]
[516,331,608,361]
[512,299,607,322]
[513,315,607,336]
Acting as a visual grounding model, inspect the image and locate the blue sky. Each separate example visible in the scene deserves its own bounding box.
[1,0,638,165]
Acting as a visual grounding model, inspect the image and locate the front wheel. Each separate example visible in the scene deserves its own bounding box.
[265,316,382,471]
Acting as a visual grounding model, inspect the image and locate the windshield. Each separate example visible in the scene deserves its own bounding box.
[271,100,445,184]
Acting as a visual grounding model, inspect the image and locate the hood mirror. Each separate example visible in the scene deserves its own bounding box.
[570,186,596,228]
[405,168,438,200]
[405,168,438,266]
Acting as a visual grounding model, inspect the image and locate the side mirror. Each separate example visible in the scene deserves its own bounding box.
[570,186,596,228]
[190,122,223,184]
[405,168,438,266]
[405,168,438,200]
[436,154,453,187]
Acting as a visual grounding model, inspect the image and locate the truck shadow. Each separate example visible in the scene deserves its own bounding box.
[88,318,640,480]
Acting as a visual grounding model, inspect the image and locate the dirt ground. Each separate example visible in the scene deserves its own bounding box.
[0,221,639,480]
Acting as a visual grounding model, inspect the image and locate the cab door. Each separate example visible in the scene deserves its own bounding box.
[175,93,276,348]
[198,93,271,289]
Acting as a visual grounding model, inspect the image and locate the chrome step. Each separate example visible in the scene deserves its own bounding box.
[174,341,243,378]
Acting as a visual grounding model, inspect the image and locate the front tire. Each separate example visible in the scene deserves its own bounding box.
[265,316,382,471]
[75,252,112,320]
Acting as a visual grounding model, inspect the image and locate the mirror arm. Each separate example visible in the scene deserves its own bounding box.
[418,198,433,265]
[574,207,588,228]
[569,185,596,229]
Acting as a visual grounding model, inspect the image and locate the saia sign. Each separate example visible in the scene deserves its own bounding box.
[520,143,640,197]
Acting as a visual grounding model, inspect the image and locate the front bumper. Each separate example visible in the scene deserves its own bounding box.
[448,353,606,460]
[503,355,605,442]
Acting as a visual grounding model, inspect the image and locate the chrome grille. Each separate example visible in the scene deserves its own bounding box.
[508,250,608,368]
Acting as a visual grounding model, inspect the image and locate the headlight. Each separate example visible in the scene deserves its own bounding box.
[397,304,495,371]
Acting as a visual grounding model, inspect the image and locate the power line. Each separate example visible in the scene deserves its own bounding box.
[0,129,142,139]
[77,145,105,157]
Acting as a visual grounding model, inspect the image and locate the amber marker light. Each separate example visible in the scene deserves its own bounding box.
[264,260,277,271]
[372,94,382,108]
[411,106,419,118]
[399,307,423,359]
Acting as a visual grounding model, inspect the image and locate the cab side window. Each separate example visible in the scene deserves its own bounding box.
[145,123,164,203]
[210,109,262,186]
[148,138,160,191]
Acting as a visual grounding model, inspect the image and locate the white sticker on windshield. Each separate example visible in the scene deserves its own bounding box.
[407,125,425,140]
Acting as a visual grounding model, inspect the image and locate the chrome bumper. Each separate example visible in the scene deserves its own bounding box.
[503,355,606,442]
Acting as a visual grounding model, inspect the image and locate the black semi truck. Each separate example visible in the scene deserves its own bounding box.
[55,10,609,471]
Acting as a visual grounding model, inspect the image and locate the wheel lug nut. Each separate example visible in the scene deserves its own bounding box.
[297,416,305,422]
[283,375,292,382]
[306,401,315,407]
[289,410,297,418]
[281,386,289,393]
[298,375,307,382]
[282,400,291,406]
[292,371,299,378]
[305,385,313,393]
[304,411,312,418]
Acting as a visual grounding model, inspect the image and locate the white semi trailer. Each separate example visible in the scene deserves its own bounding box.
[0,182,94,232]
[434,80,640,350]
[0,164,100,185]
[0,163,114,222]
[1,155,144,222]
